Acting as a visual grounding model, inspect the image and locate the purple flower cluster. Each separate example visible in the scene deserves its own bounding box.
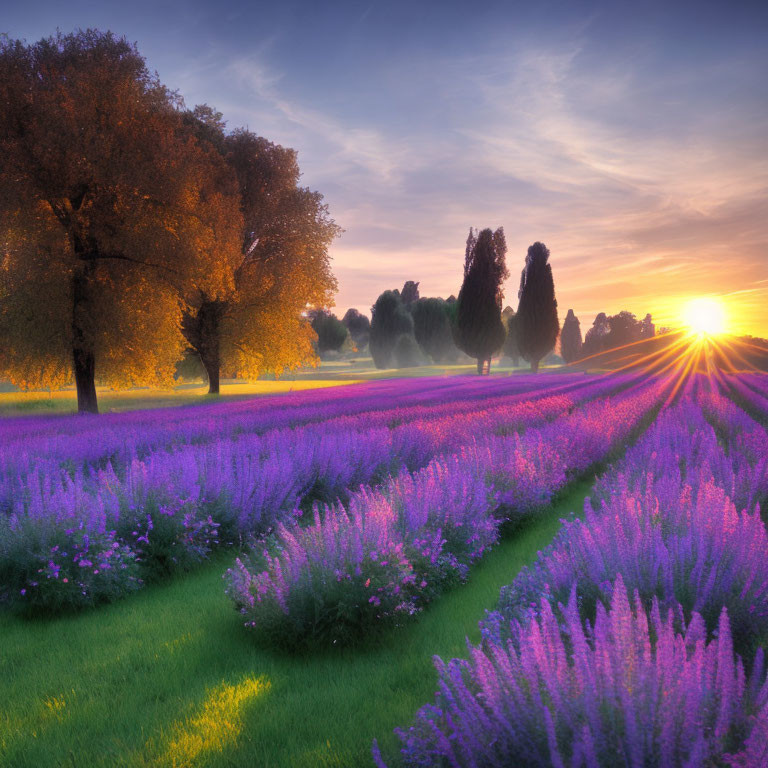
[484,395,768,651]
[382,386,768,766]
[225,381,663,648]
[1,373,621,612]
[375,577,768,768]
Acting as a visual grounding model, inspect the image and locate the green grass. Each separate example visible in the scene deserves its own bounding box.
[0,378,362,417]
[0,479,593,768]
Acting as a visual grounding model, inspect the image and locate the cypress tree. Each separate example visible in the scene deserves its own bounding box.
[560,309,583,363]
[516,241,559,372]
[455,227,509,375]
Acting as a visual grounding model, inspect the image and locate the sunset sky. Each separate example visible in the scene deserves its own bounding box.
[5,0,767,335]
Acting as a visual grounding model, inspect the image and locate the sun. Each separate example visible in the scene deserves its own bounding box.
[681,297,727,336]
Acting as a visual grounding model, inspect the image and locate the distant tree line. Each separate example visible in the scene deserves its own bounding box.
[0,30,339,411]
[356,230,658,374]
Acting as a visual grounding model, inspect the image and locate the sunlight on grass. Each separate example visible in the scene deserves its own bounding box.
[0,379,361,415]
[41,695,67,722]
[159,676,270,767]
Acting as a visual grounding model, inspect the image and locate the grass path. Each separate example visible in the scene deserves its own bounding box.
[0,478,593,768]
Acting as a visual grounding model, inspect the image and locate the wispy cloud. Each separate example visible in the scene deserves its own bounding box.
[159,11,768,335]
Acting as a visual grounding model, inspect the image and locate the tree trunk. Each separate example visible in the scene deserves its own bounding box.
[71,262,99,414]
[182,299,227,396]
[530,358,540,373]
[476,358,491,375]
[203,357,220,395]
[73,347,98,414]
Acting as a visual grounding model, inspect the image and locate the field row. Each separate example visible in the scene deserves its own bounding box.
[375,380,768,767]
[225,380,662,649]
[0,374,630,613]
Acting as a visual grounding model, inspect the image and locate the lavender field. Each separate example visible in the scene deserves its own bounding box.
[2,370,768,767]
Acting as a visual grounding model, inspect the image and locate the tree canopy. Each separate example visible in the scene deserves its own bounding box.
[582,310,654,357]
[455,228,508,374]
[516,241,559,372]
[400,280,420,306]
[181,125,339,393]
[0,30,242,411]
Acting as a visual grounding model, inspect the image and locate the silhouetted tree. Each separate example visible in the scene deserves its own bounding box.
[606,311,643,348]
[0,30,242,412]
[641,313,656,339]
[455,228,508,374]
[342,308,370,350]
[583,312,611,357]
[516,242,559,372]
[411,298,459,362]
[370,290,414,368]
[309,310,348,354]
[560,309,583,363]
[401,281,420,306]
[503,310,521,367]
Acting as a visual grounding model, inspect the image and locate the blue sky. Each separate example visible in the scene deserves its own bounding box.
[4,0,768,333]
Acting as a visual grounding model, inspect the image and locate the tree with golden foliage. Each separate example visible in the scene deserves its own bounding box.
[181,120,340,393]
[0,31,242,412]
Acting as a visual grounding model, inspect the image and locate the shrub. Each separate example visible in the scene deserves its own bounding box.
[225,502,419,650]
[115,494,219,582]
[0,517,140,613]
[483,401,768,651]
[224,456,501,649]
[377,577,768,768]
[484,480,768,653]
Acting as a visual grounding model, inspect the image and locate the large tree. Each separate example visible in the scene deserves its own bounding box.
[181,126,340,393]
[640,313,656,339]
[0,31,241,412]
[400,280,420,306]
[516,241,559,372]
[455,228,508,374]
[560,309,583,363]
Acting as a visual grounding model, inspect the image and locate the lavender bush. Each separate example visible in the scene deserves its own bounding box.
[225,382,663,648]
[483,397,768,651]
[0,517,140,612]
[377,577,768,768]
[2,374,624,613]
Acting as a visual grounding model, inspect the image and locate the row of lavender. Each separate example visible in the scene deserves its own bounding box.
[224,380,663,649]
[0,374,596,480]
[0,375,621,613]
[377,383,768,767]
[0,374,618,514]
